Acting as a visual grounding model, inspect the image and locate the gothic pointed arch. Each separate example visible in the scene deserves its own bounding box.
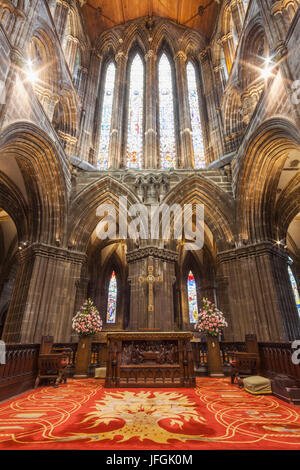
[124,46,145,169]
[163,174,235,252]
[0,122,69,246]
[236,118,300,244]
[186,60,205,169]
[96,59,116,170]
[157,43,178,170]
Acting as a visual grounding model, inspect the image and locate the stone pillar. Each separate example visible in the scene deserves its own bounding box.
[220,34,235,75]
[54,0,70,42]
[174,51,193,169]
[216,276,233,341]
[77,49,102,164]
[127,247,178,331]
[109,51,127,169]
[2,243,86,344]
[65,37,79,76]
[256,0,300,128]
[144,50,158,169]
[9,9,26,45]
[75,66,88,99]
[199,49,225,164]
[216,242,300,342]
[230,0,245,37]
[213,64,226,100]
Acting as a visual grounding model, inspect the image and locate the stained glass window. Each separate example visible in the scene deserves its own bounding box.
[186,62,205,169]
[187,271,198,324]
[107,270,117,324]
[288,266,300,317]
[98,62,116,170]
[159,54,177,169]
[127,54,144,169]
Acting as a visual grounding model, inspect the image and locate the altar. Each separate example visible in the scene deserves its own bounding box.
[105,332,195,388]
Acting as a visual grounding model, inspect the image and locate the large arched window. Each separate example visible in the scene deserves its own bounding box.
[186,62,205,169]
[288,265,300,317]
[159,53,177,169]
[126,54,144,169]
[187,271,198,324]
[107,270,117,324]
[98,62,116,170]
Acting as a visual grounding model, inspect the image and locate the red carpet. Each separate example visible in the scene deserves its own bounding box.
[0,377,299,450]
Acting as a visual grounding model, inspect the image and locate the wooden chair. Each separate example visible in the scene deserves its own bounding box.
[35,336,72,388]
[229,334,260,388]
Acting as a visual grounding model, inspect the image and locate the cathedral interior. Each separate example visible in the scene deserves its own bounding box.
[0,0,300,347]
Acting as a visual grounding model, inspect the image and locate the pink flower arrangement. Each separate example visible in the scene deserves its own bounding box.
[72,298,103,337]
[195,298,228,337]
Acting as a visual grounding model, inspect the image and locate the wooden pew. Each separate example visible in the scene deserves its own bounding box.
[35,336,72,388]
[229,334,260,388]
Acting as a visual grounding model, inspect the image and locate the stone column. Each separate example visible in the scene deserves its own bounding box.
[256,0,300,128]
[2,243,87,344]
[65,37,79,76]
[144,50,158,169]
[54,0,70,42]
[199,49,225,164]
[220,34,235,75]
[213,64,226,100]
[76,66,88,99]
[230,0,245,37]
[216,275,233,341]
[127,247,178,331]
[216,242,300,342]
[109,51,127,169]
[9,9,26,46]
[174,51,193,169]
[77,49,102,165]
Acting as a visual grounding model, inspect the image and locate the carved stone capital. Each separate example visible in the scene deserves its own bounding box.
[145,50,156,61]
[115,51,127,63]
[174,51,187,62]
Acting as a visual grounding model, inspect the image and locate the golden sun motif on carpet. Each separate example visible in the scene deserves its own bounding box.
[64,390,206,444]
[0,379,300,449]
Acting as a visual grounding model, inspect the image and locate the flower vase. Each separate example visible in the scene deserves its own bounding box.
[206,334,224,377]
[74,336,93,378]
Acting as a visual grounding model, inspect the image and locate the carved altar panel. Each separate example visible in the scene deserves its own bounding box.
[105,332,195,388]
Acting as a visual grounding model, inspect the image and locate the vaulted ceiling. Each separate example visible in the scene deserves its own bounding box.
[82,0,221,42]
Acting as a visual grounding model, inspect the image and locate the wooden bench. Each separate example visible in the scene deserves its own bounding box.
[35,336,72,388]
[229,334,260,388]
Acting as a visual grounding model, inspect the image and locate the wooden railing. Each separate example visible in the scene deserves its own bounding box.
[259,342,300,381]
[0,344,39,401]
[191,341,246,371]
[0,341,299,402]
[53,341,107,375]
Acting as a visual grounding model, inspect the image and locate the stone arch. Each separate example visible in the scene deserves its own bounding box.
[236,118,300,244]
[222,83,244,150]
[123,42,146,169]
[238,14,267,89]
[0,171,29,243]
[156,40,180,169]
[162,175,235,252]
[0,122,69,246]
[95,29,120,57]
[88,243,128,331]
[151,23,179,57]
[121,22,148,56]
[68,177,141,252]
[28,25,61,91]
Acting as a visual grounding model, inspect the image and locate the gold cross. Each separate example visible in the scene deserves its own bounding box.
[139,265,162,312]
